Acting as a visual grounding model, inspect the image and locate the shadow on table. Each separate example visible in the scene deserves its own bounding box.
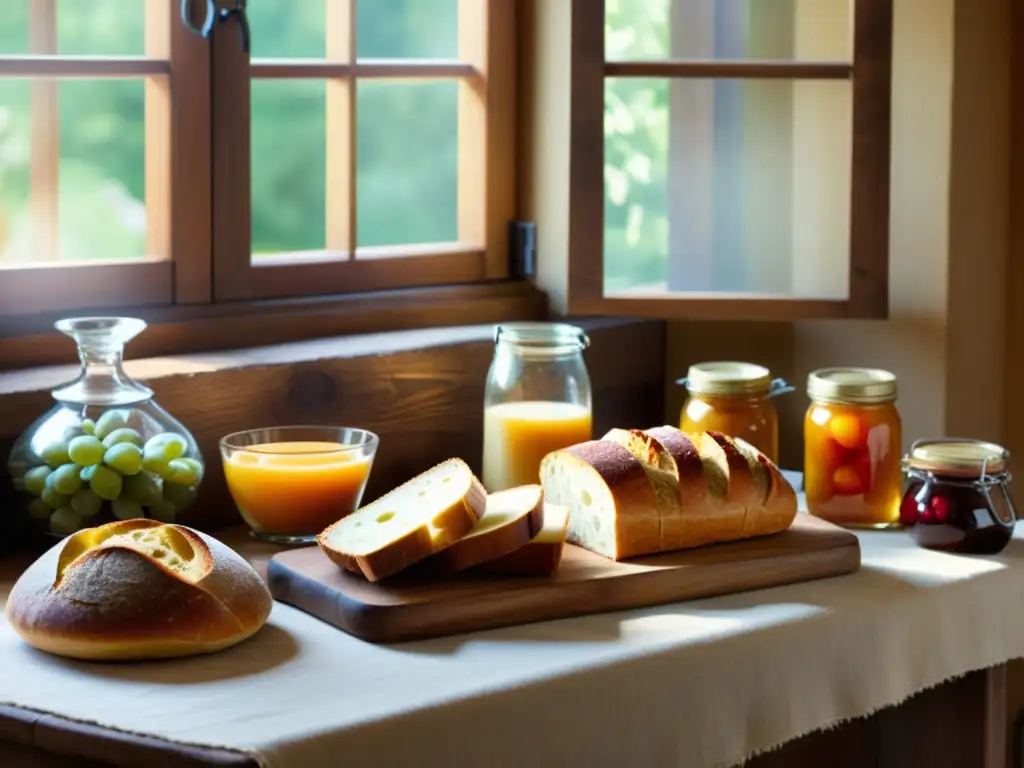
[33,623,300,685]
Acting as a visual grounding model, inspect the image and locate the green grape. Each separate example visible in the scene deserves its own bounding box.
[142,455,169,476]
[70,488,103,518]
[40,440,71,468]
[68,435,105,467]
[79,465,97,483]
[104,443,143,476]
[122,472,163,507]
[179,457,203,483]
[144,433,188,462]
[23,466,52,496]
[111,497,143,521]
[102,427,144,449]
[94,411,128,441]
[49,507,84,535]
[41,487,70,510]
[89,465,123,501]
[49,463,83,495]
[81,418,96,436]
[148,500,177,524]
[162,481,197,510]
[164,458,201,486]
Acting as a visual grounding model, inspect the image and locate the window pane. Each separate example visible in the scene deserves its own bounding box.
[356,80,457,248]
[603,77,852,299]
[59,79,146,261]
[57,0,144,56]
[251,79,326,256]
[356,0,458,60]
[0,80,31,263]
[606,0,851,61]
[248,0,326,59]
[0,78,147,264]
[0,4,28,53]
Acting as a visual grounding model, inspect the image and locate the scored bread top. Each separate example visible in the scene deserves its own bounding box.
[541,426,797,560]
[56,519,211,587]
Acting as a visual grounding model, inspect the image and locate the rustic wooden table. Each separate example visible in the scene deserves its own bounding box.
[0,530,1014,768]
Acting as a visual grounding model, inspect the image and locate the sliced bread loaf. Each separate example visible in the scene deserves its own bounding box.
[479,504,570,576]
[541,427,797,560]
[423,484,545,574]
[317,458,486,582]
[539,440,660,560]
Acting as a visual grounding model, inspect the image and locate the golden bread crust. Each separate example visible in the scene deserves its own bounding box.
[5,519,272,661]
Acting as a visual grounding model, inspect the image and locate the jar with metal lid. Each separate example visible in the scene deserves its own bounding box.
[677,361,791,463]
[804,367,901,528]
[900,438,1016,554]
[482,322,592,492]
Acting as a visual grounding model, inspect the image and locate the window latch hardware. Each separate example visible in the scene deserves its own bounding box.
[508,221,537,279]
[180,0,251,54]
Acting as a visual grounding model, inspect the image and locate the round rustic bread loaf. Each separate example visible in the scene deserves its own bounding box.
[4,519,272,661]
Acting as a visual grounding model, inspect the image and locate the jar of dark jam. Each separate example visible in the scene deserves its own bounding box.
[900,438,1017,554]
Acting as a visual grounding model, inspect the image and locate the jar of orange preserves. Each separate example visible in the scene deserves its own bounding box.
[678,362,792,463]
[804,368,902,528]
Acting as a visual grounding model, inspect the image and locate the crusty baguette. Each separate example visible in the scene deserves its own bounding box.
[603,428,678,550]
[317,458,486,582]
[539,440,660,560]
[478,504,570,576]
[641,426,713,547]
[4,519,272,661]
[421,484,545,574]
[540,427,797,560]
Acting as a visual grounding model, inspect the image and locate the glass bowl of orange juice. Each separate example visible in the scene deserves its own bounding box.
[219,426,378,544]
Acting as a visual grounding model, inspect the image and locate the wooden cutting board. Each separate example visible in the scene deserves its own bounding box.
[267,513,860,644]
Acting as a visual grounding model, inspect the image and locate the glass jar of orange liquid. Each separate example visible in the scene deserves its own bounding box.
[804,367,902,528]
[678,362,791,463]
[482,323,592,492]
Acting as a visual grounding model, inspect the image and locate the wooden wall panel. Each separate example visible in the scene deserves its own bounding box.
[0,319,666,555]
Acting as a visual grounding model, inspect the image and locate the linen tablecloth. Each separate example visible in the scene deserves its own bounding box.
[2,510,1023,768]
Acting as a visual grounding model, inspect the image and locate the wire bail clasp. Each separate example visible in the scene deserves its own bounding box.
[180,0,251,53]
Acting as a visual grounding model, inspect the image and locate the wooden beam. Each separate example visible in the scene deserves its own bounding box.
[605,60,852,79]
[28,0,58,264]
[0,55,170,77]
[325,0,356,256]
[251,60,477,79]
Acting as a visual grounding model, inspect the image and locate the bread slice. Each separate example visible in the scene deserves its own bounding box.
[479,504,570,576]
[317,458,486,582]
[422,484,545,574]
[540,440,660,560]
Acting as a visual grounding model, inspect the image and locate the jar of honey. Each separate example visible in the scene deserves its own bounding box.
[804,367,902,528]
[900,439,1016,555]
[678,362,791,462]
[481,323,592,492]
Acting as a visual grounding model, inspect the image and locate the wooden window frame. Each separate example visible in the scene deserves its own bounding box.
[0,0,212,315]
[0,1,531,370]
[210,0,517,302]
[560,0,893,321]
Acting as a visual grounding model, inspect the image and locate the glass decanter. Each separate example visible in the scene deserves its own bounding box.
[7,317,204,538]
